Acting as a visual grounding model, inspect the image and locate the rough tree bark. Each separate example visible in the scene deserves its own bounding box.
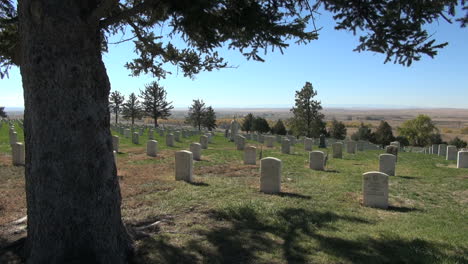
[19,1,132,263]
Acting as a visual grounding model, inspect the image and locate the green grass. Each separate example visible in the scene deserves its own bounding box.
[1,125,467,263]
[0,121,24,154]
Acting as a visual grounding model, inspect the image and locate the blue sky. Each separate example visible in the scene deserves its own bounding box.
[2,9,468,109]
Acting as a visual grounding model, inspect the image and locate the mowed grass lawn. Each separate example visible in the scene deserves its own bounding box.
[1,122,467,263]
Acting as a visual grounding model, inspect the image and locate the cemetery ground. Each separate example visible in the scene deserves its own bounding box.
[0,124,467,263]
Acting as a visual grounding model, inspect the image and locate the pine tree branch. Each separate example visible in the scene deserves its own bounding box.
[99,0,161,28]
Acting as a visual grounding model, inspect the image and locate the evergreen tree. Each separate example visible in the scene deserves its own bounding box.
[351,122,373,141]
[202,106,217,131]
[241,113,254,133]
[109,91,125,124]
[271,119,287,135]
[329,119,347,140]
[140,81,173,127]
[373,121,395,147]
[290,82,325,138]
[449,137,468,149]
[121,93,143,127]
[429,133,444,145]
[0,106,7,118]
[253,117,271,134]
[395,135,410,147]
[186,99,206,131]
[398,115,437,146]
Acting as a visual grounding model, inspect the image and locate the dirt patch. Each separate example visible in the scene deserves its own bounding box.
[435,163,458,169]
[452,190,468,205]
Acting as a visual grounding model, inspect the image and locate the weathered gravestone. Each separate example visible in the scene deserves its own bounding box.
[260,157,282,193]
[304,138,313,151]
[309,151,326,171]
[12,142,25,166]
[174,131,181,142]
[385,145,398,161]
[132,132,139,144]
[166,133,175,147]
[200,135,208,149]
[438,144,447,157]
[244,146,257,165]
[124,129,130,138]
[175,151,193,182]
[319,134,327,148]
[236,135,246,150]
[229,120,240,142]
[363,171,389,209]
[332,142,343,159]
[457,151,468,168]
[347,141,357,154]
[446,145,457,161]
[281,139,291,154]
[112,135,119,152]
[265,136,275,148]
[147,140,158,157]
[258,134,264,144]
[379,154,396,176]
[357,140,365,151]
[190,143,202,161]
[432,144,439,155]
[9,131,17,146]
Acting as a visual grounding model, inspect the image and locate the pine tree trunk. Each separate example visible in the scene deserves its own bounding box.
[154,117,158,128]
[115,109,119,124]
[19,1,133,262]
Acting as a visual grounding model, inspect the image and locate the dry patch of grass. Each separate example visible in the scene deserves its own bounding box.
[195,163,259,178]
[0,155,26,227]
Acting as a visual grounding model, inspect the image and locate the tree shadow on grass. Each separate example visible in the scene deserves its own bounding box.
[0,236,26,264]
[395,175,418,180]
[387,205,421,213]
[271,192,312,200]
[187,181,209,187]
[134,205,467,264]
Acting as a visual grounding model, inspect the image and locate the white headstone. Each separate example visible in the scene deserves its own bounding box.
[265,136,275,148]
[379,154,396,176]
[166,133,175,147]
[309,151,326,171]
[12,142,25,166]
[363,171,389,209]
[9,131,17,146]
[200,135,208,149]
[124,129,130,138]
[175,150,193,182]
[147,140,158,157]
[457,151,468,168]
[438,144,447,157]
[260,157,282,193]
[432,144,439,155]
[446,145,457,161]
[132,132,139,144]
[304,138,313,151]
[347,141,357,154]
[332,142,343,159]
[236,135,246,150]
[244,146,257,165]
[190,143,202,161]
[281,139,291,154]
